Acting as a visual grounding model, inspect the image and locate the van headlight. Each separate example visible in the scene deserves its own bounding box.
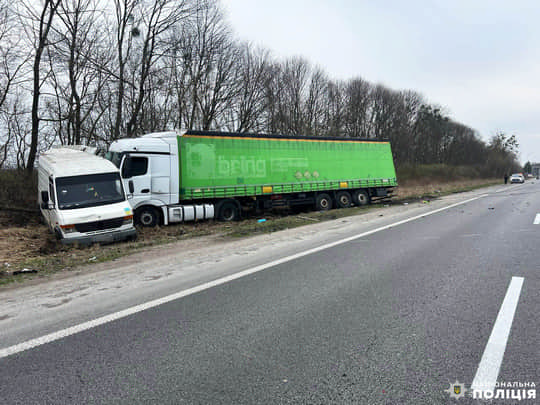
[123,215,133,226]
[60,224,76,234]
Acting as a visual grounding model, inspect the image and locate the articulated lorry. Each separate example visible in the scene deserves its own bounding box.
[105,130,398,226]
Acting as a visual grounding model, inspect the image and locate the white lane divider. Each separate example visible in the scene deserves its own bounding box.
[0,194,486,360]
[534,214,540,224]
[471,276,524,394]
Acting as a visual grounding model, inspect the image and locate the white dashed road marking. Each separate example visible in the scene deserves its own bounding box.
[471,276,524,393]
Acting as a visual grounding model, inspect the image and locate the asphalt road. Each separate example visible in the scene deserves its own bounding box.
[1,183,539,404]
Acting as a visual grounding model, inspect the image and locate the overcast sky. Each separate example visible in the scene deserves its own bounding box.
[222,0,540,164]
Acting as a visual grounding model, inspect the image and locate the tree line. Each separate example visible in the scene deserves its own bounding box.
[0,0,521,175]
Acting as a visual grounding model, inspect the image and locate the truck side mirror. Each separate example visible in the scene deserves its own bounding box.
[128,180,134,194]
[40,191,49,209]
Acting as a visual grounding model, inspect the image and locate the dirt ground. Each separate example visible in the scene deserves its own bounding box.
[0,179,500,283]
[0,211,45,267]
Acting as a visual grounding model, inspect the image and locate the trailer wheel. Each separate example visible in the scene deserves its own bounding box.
[136,206,160,227]
[336,191,352,208]
[315,193,333,211]
[352,189,370,206]
[217,201,240,221]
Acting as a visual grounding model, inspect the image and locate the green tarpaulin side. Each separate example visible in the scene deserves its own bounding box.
[178,134,397,199]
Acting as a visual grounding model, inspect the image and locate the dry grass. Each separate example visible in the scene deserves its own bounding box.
[395,178,501,200]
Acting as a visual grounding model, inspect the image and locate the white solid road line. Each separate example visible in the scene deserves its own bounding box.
[533,214,540,224]
[0,195,486,359]
[471,276,525,393]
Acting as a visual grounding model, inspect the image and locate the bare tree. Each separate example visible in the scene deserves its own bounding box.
[269,57,311,135]
[111,0,138,140]
[46,0,110,145]
[324,79,345,137]
[0,1,28,112]
[225,43,271,132]
[343,78,372,138]
[19,0,62,172]
[164,0,237,131]
[124,0,193,136]
[304,67,328,136]
[0,0,30,167]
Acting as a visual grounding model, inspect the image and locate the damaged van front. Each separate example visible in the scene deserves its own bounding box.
[38,148,137,245]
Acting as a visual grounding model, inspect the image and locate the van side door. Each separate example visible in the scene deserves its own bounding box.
[44,177,56,230]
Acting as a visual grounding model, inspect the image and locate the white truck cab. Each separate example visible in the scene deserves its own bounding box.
[37,148,137,245]
[107,132,180,226]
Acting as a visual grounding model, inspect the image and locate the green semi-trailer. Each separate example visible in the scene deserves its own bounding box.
[106,130,397,225]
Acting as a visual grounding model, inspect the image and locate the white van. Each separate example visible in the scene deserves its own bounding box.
[37,148,137,245]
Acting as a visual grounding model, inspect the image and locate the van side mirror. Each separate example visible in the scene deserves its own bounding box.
[128,180,134,194]
[40,191,49,209]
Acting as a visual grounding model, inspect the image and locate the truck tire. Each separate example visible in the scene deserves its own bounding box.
[136,206,160,227]
[315,193,332,211]
[336,191,352,208]
[217,200,240,221]
[352,189,370,206]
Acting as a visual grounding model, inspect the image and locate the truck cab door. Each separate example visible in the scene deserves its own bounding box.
[120,155,152,208]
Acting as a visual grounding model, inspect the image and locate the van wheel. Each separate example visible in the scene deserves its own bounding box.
[136,206,159,227]
[353,189,370,206]
[217,201,240,221]
[315,193,332,211]
[54,228,63,240]
[336,191,352,208]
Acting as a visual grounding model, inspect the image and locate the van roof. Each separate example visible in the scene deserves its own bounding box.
[38,148,119,177]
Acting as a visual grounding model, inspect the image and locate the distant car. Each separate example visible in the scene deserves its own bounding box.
[510,173,525,183]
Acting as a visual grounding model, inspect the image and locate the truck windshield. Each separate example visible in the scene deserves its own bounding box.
[55,173,125,210]
[105,151,123,168]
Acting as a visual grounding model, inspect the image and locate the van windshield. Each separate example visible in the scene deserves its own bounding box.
[55,173,125,210]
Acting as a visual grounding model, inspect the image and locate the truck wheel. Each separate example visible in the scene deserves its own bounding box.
[218,201,240,221]
[136,206,159,227]
[353,189,370,206]
[315,193,332,211]
[336,191,352,208]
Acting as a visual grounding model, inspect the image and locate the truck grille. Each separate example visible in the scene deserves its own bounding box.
[75,217,124,233]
